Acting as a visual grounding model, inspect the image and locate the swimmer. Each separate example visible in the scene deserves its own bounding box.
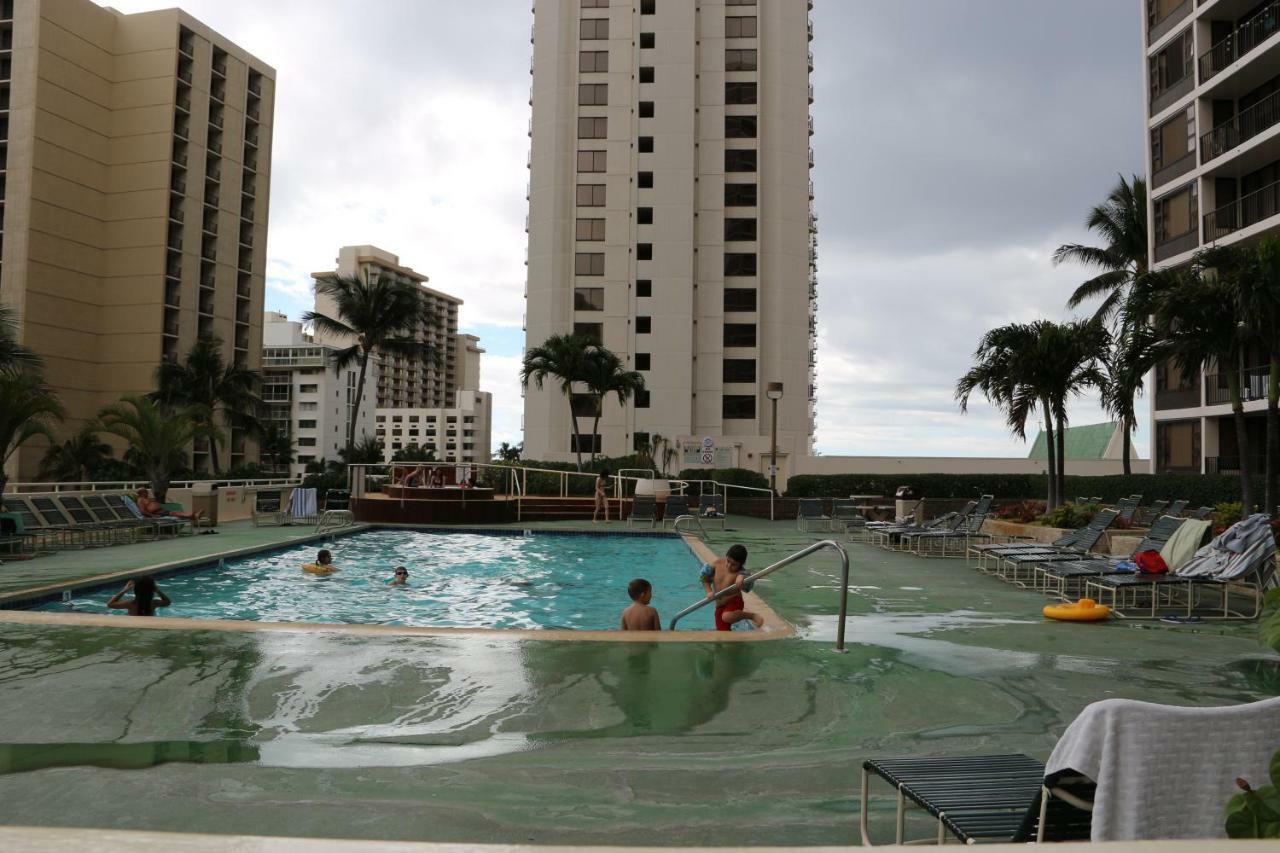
[388,566,409,586]
[302,549,338,575]
[700,544,763,631]
[620,578,661,631]
[107,576,171,617]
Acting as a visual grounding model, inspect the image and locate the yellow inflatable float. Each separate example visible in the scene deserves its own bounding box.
[301,562,337,575]
[1044,598,1110,622]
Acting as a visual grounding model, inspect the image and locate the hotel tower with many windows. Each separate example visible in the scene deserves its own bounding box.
[522,0,817,475]
[1144,0,1280,477]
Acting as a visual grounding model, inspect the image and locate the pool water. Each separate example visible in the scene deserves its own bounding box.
[42,530,724,631]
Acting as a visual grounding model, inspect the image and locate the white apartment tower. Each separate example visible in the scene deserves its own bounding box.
[522,0,817,473]
[1143,0,1280,476]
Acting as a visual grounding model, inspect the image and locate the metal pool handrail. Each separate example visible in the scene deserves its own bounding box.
[667,540,851,651]
[672,514,709,541]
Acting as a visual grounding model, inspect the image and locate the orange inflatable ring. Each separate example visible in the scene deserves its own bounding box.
[301,563,336,575]
[1043,598,1111,622]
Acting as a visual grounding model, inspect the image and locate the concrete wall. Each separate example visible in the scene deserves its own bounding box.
[792,456,1144,477]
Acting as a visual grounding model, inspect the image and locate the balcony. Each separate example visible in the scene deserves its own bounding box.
[1199,0,1280,84]
[1205,365,1270,406]
[1201,88,1280,163]
[248,74,262,96]
[1154,225,1198,261]
[1204,177,1280,241]
[1206,455,1267,475]
[1149,0,1192,45]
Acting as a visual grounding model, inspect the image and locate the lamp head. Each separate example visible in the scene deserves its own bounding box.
[766,381,784,401]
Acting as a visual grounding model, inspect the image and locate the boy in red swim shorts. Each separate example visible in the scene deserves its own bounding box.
[700,544,764,631]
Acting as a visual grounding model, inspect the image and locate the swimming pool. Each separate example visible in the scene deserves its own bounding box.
[40,529,725,631]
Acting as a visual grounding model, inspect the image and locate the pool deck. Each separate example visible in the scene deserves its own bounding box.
[0,516,1275,847]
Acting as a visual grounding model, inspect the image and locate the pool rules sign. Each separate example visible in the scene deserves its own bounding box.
[679,436,733,468]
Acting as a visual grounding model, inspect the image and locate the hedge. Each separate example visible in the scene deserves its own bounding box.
[784,472,1261,508]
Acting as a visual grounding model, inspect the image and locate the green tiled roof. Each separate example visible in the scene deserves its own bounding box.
[1028,421,1118,461]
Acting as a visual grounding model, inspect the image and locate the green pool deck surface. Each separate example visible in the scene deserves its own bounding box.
[0,517,1276,846]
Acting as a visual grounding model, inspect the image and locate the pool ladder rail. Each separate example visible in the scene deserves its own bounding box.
[315,509,356,535]
[672,514,710,540]
[667,540,851,651]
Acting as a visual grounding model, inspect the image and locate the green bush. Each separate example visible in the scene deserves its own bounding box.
[1036,502,1097,529]
[785,472,1258,508]
[1214,502,1244,527]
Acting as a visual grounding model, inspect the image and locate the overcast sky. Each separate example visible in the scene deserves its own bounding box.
[109,0,1148,458]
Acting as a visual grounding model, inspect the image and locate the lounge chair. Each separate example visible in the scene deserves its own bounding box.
[1165,499,1189,518]
[698,494,727,530]
[84,494,168,541]
[1114,495,1141,525]
[628,495,656,528]
[662,494,689,527]
[29,497,115,547]
[870,502,975,551]
[832,500,869,540]
[116,494,191,536]
[1187,506,1213,520]
[0,497,73,552]
[986,509,1120,584]
[1036,515,1185,598]
[252,490,286,527]
[56,495,142,545]
[797,498,830,532]
[1133,500,1170,528]
[966,506,1114,567]
[904,495,994,558]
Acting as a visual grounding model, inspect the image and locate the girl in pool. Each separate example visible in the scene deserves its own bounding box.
[107,576,171,617]
[593,468,610,523]
[302,549,338,575]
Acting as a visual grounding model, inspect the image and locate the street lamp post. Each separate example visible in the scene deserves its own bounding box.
[766,382,784,495]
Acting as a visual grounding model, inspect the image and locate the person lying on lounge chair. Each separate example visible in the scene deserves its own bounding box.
[135,488,205,523]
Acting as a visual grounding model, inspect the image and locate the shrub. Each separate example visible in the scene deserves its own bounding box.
[1214,502,1244,527]
[995,500,1045,523]
[1037,502,1096,530]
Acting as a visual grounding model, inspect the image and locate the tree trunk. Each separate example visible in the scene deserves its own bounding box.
[347,351,370,456]
[1042,402,1057,510]
[590,395,603,463]
[567,400,584,471]
[1056,413,1067,508]
[1267,354,1279,518]
[1121,414,1132,477]
[152,468,170,503]
[1229,371,1254,512]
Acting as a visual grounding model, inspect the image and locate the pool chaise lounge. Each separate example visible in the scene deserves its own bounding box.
[968,508,1118,575]
[628,495,656,527]
[698,494,726,530]
[796,498,831,532]
[1035,515,1191,598]
[901,495,994,558]
[868,502,976,551]
[987,509,1121,585]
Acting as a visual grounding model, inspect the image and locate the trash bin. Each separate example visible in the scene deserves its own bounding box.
[190,481,218,527]
[895,485,919,523]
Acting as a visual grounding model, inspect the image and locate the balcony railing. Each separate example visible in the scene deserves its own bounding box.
[1204,178,1280,241]
[1205,365,1270,406]
[1199,0,1280,83]
[1206,455,1267,476]
[1201,88,1280,163]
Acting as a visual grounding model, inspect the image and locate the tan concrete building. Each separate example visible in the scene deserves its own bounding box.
[0,0,275,478]
[1142,0,1280,476]
[375,391,494,467]
[313,245,463,410]
[522,0,817,472]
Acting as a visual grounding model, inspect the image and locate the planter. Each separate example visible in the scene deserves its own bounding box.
[635,478,671,500]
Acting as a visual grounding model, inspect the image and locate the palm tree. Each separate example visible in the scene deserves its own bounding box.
[303,273,434,456]
[338,435,385,466]
[39,428,112,482]
[1035,320,1109,507]
[259,423,294,474]
[493,441,522,462]
[154,335,263,475]
[1053,175,1148,326]
[392,443,437,463]
[957,323,1061,508]
[520,333,593,469]
[1100,322,1155,477]
[0,373,64,495]
[1154,264,1255,509]
[0,304,41,377]
[580,349,646,462]
[95,396,221,501]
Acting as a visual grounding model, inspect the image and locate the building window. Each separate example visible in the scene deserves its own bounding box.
[581,18,609,40]
[571,393,602,418]
[638,135,654,153]
[580,50,610,72]
[724,323,757,347]
[575,287,605,311]
[725,16,757,38]
[578,117,608,138]
[725,49,758,71]
[636,279,652,297]
[575,252,606,275]
[724,287,757,312]
[297,419,317,429]
[582,0,609,8]
[573,322,603,344]
[725,183,757,206]
[570,434,603,453]
[638,171,654,188]
[724,252,757,276]
[640,32,655,49]
[638,207,653,224]
[723,358,756,383]
[725,218,757,241]
[638,100,655,118]
[634,390,650,408]
[576,217,606,240]
[722,395,756,419]
[577,150,607,172]
[640,0,655,13]
[299,384,318,393]
[635,352,651,370]
[636,316,652,334]
[637,243,653,261]
[725,115,758,138]
[1151,106,1194,172]
[726,149,757,172]
[1156,420,1200,474]
[298,437,318,447]
[725,81,758,105]
[633,432,650,451]
[1154,182,1197,243]
[578,83,608,105]
[726,0,756,6]
[639,66,654,83]
[577,184,607,206]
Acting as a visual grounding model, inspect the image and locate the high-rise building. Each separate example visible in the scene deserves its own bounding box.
[522,0,817,473]
[1143,0,1280,476]
[313,245,462,410]
[0,0,275,478]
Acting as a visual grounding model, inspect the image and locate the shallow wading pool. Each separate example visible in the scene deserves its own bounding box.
[38,529,729,631]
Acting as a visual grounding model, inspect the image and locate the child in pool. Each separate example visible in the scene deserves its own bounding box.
[388,566,409,586]
[107,576,171,616]
[620,578,661,631]
[701,544,763,630]
[303,549,337,575]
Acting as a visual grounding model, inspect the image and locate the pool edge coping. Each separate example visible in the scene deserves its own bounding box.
[0,528,795,643]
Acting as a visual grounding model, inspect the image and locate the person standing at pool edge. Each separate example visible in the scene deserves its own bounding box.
[593,468,610,523]
[702,544,763,630]
[620,578,661,630]
[107,576,171,616]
